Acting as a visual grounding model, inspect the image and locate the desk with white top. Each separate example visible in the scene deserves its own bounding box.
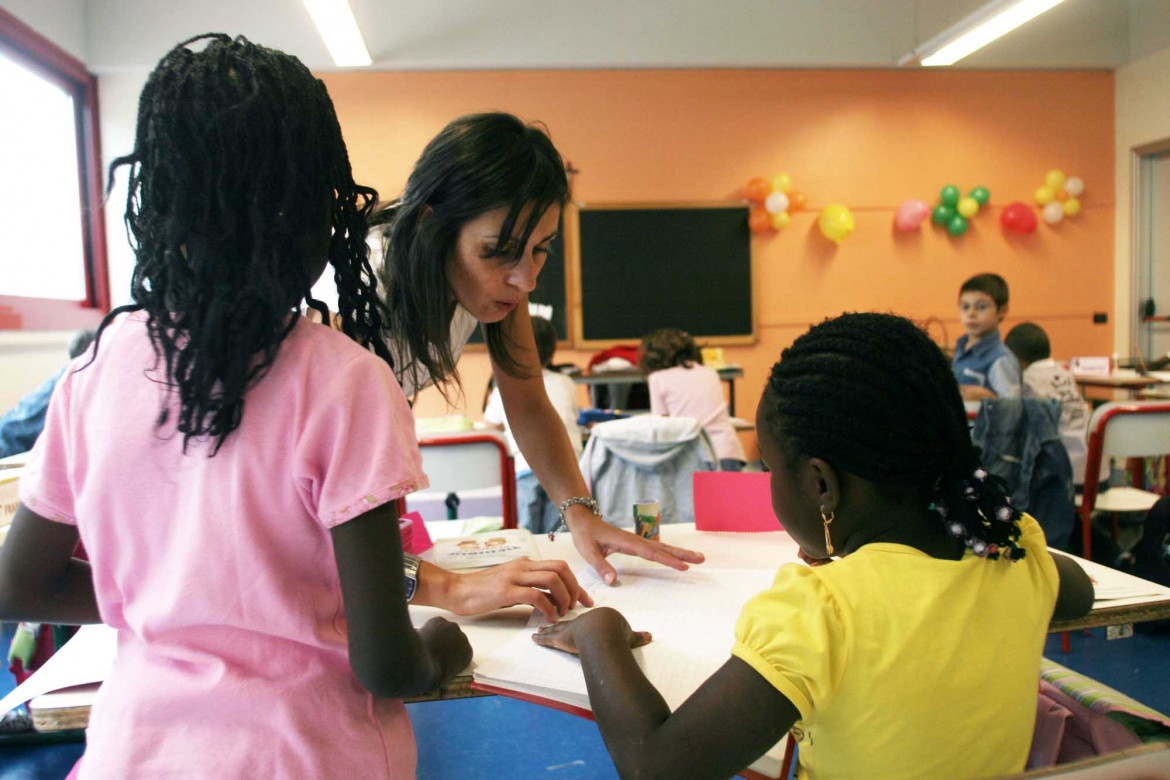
[6,522,1170,733]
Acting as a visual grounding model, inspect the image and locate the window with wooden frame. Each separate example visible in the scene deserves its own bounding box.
[0,9,108,330]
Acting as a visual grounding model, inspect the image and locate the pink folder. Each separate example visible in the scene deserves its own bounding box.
[400,511,434,554]
[692,471,781,532]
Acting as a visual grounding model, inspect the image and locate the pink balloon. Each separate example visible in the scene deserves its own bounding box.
[894,199,931,231]
[1000,202,1038,234]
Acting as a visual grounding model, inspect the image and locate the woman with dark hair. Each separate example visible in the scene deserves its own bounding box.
[371,113,704,584]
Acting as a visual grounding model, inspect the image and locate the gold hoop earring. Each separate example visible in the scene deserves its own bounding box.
[820,505,835,556]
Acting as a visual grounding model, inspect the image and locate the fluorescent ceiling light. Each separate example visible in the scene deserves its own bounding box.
[900,0,1067,67]
[302,0,372,67]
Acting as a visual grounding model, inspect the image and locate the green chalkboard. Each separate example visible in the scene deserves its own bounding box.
[576,205,752,343]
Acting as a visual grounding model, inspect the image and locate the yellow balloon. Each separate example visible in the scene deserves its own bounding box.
[1045,169,1066,192]
[818,204,855,244]
[957,197,980,219]
[1035,186,1055,205]
[771,211,791,230]
[1062,197,1081,217]
[771,172,793,194]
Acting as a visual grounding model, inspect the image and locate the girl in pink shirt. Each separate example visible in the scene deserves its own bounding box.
[641,328,747,470]
[0,35,585,779]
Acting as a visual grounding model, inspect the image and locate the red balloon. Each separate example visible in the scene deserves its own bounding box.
[746,177,771,203]
[749,207,773,234]
[1000,202,1037,234]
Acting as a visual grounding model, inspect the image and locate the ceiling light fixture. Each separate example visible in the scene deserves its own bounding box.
[302,0,372,67]
[899,0,1067,67]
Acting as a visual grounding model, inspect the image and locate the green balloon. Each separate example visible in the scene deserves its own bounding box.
[932,204,955,225]
[969,186,991,206]
[940,185,960,207]
[947,214,969,237]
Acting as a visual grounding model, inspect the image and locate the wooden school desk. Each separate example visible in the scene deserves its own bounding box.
[1074,370,1170,399]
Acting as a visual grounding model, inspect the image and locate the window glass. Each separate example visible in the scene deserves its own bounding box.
[0,50,86,300]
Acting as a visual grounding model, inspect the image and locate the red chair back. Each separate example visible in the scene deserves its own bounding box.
[1079,401,1170,558]
[416,433,518,529]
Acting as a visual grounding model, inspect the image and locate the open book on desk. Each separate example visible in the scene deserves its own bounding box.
[472,565,791,779]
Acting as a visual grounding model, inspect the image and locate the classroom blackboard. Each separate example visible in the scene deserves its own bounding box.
[467,221,567,344]
[576,205,752,343]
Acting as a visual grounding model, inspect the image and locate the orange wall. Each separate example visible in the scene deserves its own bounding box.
[320,69,1115,457]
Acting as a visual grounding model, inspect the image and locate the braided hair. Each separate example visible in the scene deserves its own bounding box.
[761,312,1025,561]
[94,34,389,454]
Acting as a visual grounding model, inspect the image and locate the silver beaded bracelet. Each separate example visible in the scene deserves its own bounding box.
[551,496,602,540]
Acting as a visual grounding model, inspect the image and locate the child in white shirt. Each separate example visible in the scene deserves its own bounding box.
[1004,322,1097,485]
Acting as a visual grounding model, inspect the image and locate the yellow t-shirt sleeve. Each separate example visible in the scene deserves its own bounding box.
[731,563,846,720]
[1017,512,1061,607]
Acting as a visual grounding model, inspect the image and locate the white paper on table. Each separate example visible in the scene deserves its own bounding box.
[474,565,790,778]
[0,623,116,716]
[1065,553,1170,604]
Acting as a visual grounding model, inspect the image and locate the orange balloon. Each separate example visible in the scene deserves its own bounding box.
[746,177,771,203]
[788,191,807,211]
[1056,189,1070,201]
[749,207,773,234]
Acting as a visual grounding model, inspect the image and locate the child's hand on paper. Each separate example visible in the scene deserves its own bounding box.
[445,558,594,623]
[531,606,652,656]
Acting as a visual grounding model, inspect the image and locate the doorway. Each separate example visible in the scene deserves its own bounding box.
[1135,146,1170,362]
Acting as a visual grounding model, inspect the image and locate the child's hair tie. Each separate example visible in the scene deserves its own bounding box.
[930,466,1027,563]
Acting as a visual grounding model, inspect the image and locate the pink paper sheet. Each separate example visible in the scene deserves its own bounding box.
[692,471,781,532]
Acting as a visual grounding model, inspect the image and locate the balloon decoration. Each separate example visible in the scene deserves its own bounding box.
[818,204,855,245]
[1000,202,1038,234]
[931,184,989,238]
[894,199,931,232]
[1034,169,1084,226]
[745,172,806,234]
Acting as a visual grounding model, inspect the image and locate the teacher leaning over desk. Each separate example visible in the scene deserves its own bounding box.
[366,112,705,589]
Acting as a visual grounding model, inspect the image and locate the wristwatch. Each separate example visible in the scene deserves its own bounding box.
[403,553,422,602]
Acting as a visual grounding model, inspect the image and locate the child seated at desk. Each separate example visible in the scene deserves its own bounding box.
[535,312,1093,780]
[1004,322,1100,488]
[953,272,1022,401]
[640,328,746,471]
[484,315,583,533]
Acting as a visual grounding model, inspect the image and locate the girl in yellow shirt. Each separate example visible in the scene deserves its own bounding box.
[535,312,1094,780]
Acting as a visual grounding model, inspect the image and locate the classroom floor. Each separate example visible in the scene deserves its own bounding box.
[1,624,1168,779]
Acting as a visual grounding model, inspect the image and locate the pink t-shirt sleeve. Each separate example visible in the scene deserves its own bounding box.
[18,366,78,525]
[295,353,427,529]
[648,371,668,416]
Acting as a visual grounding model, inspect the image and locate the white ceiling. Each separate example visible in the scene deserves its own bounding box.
[7,0,1170,72]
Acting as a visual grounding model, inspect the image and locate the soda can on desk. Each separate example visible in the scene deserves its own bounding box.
[633,499,661,541]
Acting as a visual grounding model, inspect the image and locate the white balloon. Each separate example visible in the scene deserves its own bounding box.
[764,191,790,215]
[1043,201,1064,225]
[1063,176,1084,197]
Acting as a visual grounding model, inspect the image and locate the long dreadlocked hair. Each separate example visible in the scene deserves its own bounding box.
[762,312,1025,561]
[92,34,389,454]
[370,112,569,401]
